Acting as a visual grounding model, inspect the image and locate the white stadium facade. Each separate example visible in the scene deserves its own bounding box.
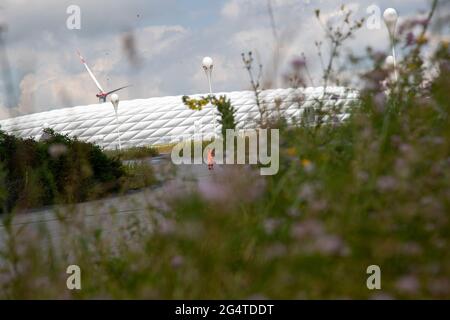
[0,87,359,149]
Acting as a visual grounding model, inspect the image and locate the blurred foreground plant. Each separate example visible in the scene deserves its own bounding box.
[0,1,449,300]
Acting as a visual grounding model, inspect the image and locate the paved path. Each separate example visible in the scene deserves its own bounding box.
[0,156,219,255]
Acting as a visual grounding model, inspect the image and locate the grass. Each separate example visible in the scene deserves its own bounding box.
[105,145,159,160]
[2,72,448,298]
[120,162,158,191]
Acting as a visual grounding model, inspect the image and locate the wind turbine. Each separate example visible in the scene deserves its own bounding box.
[77,50,130,103]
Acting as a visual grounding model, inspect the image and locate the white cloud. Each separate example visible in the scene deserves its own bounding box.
[0,23,189,118]
[221,1,240,19]
[230,27,274,50]
[0,0,446,119]
[136,25,189,58]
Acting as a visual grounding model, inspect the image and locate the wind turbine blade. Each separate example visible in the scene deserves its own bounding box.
[105,85,131,96]
[77,51,104,93]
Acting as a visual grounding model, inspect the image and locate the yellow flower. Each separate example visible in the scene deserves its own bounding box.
[286,147,297,156]
[301,159,312,167]
[416,35,428,45]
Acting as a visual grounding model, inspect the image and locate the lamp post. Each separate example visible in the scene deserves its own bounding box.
[110,93,122,151]
[202,56,215,138]
[383,8,399,82]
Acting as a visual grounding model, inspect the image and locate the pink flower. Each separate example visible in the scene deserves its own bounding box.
[291,57,306,70]
[197,166,266,205]
[263,218,282,235]
[376,176,397,192]
[291,219,324,239]
[264,243,287,260]
[48,143,68,158]
[171,255,184,268]
[198,179,228,202]
[405,32,415,46]
[395,275,420,295]
[313,234,348,256]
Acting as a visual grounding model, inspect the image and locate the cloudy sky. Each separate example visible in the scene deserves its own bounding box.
[0,0,446,119]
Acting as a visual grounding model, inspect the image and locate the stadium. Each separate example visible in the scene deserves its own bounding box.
[0,87,358,149]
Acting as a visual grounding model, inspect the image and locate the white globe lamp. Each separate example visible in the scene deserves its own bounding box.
[383,8,399,81]
[202,56,215,138]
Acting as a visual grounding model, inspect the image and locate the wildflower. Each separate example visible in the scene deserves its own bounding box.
[290,219,324,239]
[291,56,306,70]
[399,143,414,157]
[362,69,388,93]
[197,166,266,204]
[372,51,387,64]
[301,159,310,166]
[373,92,386,112]
[416,34,428,45]
[248,176,267,201]
[264,243,287,260]
[286,147,296,157]
[376,176,397,192]
[48,143,68,158]
[311,199,328,212]
[301,159,314,173]
[158,218,176,235]
[312,234,349,256]
[263,218,282,235]
[198,179,228,202]
[356,171,369,182]
[405,32,415,46]
[395,275,420,295]
[395,158,409,178]
[429,136,444,145]
[171,255,184,268]
[418,18,429,27]
[298,183,315,200]
[162,180,186,200]
[428,278,450,296]
[287,206,301,217]
[370,293,394,300]
[400,242,423,256]
[247,294,268,300]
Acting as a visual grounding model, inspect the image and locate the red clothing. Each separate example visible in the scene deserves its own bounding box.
[207,149,214,170]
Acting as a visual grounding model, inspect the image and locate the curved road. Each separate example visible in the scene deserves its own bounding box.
[0,155,219,254]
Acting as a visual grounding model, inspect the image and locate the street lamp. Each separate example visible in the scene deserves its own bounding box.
[202,56,215,138]
[110,93,122,151]
[385,55,396,71]
[383,8,399,81]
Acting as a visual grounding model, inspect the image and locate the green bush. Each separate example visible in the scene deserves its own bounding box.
[182,94,237,139]
[105,145,159,160]
[0,128,125,213]
[214,95,237,138]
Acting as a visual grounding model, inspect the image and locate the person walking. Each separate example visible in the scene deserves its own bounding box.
[207,148,215,170]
